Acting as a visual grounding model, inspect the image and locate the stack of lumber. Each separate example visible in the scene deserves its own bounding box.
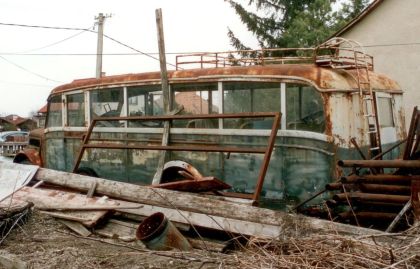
[1,163,385,251]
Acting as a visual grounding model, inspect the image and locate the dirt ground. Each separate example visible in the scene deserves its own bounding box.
[0,211,238,269]
[2,210,420,269]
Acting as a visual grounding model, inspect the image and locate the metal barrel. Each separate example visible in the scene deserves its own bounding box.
[136,212,192,251]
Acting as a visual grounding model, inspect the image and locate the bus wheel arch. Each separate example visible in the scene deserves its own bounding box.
[13,149,41,166]
[75,167,99,177]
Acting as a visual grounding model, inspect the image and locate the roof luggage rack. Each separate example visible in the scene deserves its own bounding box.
[314,37,374,71]
[175,38,374,72]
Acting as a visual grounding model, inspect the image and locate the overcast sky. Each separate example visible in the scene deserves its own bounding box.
[0,0,258,117]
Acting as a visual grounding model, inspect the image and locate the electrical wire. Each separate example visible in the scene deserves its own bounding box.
[0,52,200,56]
[0,55,63,83]
[1,42,420,56]
[102,34,180,69]
[19,26,95,53]
[0,21,180,68]
[0,80,56,88]
[0,22,89,31]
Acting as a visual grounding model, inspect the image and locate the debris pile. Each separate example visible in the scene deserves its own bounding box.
[237,228,420,269]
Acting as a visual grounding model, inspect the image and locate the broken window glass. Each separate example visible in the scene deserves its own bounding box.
[90,88,124,127]
[286,84,325,133]
[67,93,85,127]
[127,85,163,127]
[46,95,62,127]
[223,82,280,129]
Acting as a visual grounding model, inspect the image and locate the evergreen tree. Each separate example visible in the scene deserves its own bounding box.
[226,0,370,50]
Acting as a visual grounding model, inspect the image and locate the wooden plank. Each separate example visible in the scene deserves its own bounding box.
[94,219,137,242]
[117,202,283,238]
[59,219,92,237]
[10,187,116,227]
[385,200,412,232]
[86,181,97,198]
[153,177,231,192]
[33,165,383,237]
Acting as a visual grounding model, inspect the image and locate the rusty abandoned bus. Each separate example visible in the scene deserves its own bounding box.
[15,39,406,210]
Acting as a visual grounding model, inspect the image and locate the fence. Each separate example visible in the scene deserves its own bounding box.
[0,142,27,157]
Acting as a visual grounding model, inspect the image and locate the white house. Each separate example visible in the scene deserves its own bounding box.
[333,0,420,125]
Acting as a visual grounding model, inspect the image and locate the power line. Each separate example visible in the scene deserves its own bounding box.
[19,27,94,53]
[1,42,420,57]
[0,55,63,83]
[0,52,200,56]
[0,22,89,31]
[0,80,56,88]
[103,33,180,69]
[0,21,180,69]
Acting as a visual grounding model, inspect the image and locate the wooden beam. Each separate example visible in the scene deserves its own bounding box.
[33,165,382,237]
[152,8,171,185]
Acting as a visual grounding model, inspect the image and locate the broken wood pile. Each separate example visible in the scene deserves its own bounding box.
[1,163,420,268]
[0,161,386,254]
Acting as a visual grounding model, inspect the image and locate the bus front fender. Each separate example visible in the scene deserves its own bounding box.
[13,148,42,166]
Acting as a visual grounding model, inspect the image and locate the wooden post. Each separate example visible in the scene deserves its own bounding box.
[152,8,171,184]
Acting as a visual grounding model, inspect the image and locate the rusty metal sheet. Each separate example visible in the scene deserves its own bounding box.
[50,64,402,97]
[152,177,231,192]
[0,162,38,202]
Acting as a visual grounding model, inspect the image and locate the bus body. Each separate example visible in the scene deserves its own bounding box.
[16,49,406,209]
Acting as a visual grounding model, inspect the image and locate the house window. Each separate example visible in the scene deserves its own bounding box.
[47,95,63,127]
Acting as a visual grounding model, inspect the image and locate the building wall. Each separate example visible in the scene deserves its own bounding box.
[339,0,420,124]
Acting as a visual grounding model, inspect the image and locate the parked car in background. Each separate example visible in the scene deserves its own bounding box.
[0,131,29,143]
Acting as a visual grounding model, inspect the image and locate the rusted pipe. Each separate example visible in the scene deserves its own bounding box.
[333,192,410,204]
[325,183,356,191]
[136,212,192,251]
[340,174,416,185]
[359,184,411,195]
[338,211,397,220]
[338,160,420,168]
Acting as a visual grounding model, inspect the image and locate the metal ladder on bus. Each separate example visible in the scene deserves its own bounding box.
[315,37,381,157]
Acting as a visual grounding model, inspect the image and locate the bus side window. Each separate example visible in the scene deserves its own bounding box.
[223,82,280,129]
[171,83,219,128]
[127,85,163,127]
[67,93,85,127]
[286,84,325,133]
[46,95,63,127]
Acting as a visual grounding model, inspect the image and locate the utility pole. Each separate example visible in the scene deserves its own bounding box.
[152,8,171,184]
[95,13,110,79]
[155,8,170,113]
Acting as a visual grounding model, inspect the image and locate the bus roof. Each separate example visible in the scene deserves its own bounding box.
[50,64,401,96]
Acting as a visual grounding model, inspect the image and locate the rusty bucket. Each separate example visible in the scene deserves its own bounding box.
[136,212,192,251]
